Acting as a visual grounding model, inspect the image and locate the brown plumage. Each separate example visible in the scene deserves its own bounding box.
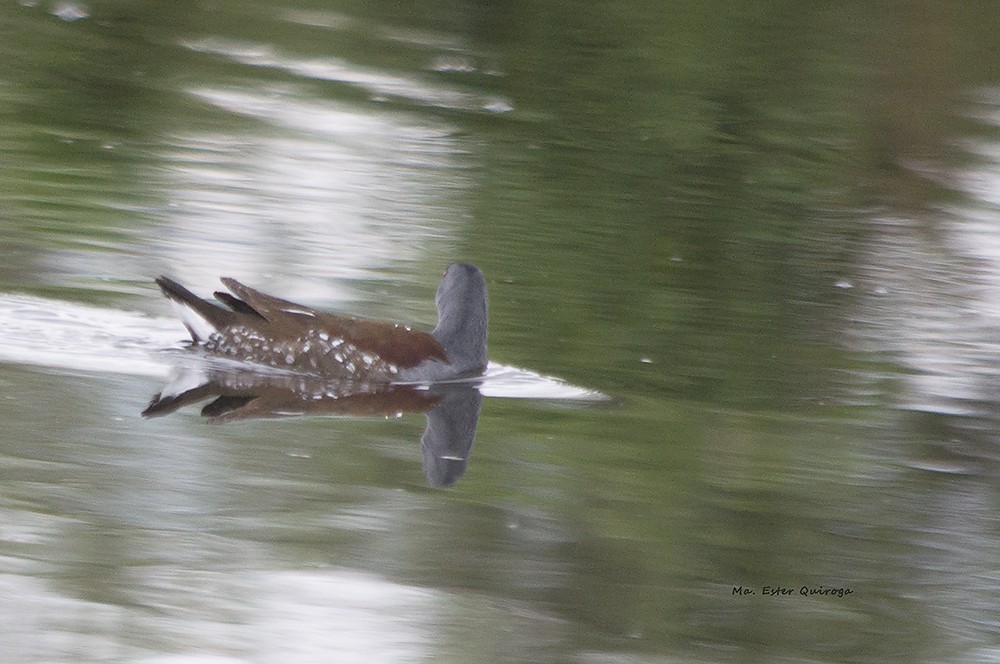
[156,276,447,379]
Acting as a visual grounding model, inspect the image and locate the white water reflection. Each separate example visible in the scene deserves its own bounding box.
[850,108,1000,418]
[179,37,513,114]
[850,215,994,412]
[250,570,436,663]
[1,567,437,663]
[153,84,471,307]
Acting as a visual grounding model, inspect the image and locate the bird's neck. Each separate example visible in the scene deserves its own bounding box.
[433,299,488,374]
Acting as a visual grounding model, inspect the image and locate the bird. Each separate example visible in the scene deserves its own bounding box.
[153,262,488,383]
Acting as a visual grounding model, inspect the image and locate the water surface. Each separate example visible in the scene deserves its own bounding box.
[3,1,1000,662]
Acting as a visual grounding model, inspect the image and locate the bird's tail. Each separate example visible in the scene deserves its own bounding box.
[155,276,233,342]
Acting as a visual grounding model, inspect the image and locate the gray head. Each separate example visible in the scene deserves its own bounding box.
[432,262,488,375]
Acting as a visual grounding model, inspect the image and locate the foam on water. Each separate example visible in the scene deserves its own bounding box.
[0,294,181,377]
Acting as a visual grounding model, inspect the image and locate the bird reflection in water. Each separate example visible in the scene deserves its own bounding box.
[143,362,482,487]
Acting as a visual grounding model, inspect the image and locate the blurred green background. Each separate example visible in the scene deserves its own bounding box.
[3,0,1000,662]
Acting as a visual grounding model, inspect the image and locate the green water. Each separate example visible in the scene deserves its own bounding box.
[3,0,1000,661]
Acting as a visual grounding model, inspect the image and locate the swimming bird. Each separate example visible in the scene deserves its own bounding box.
[154,262,488,383]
